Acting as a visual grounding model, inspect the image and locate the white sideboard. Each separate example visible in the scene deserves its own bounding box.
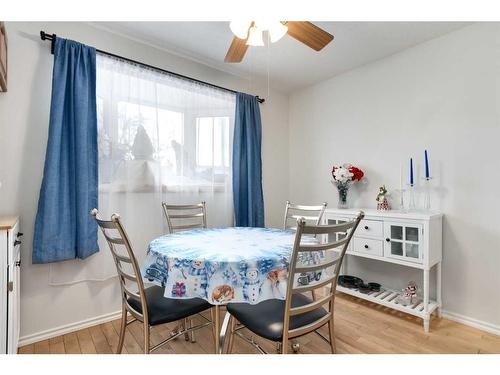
[0,216,21,354]
[324,208,443,332]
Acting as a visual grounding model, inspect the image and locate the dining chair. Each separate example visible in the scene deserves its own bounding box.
[283,201,328,230]
[161,201,208,341]
[284,201,328,302]
[90,208,214,354]
[162,201,207,233]
[219,211,364,354]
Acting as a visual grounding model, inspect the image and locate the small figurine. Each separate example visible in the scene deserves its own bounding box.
[376,185,390,210]
[397,281,420,306]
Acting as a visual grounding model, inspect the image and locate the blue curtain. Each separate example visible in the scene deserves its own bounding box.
[32,37,98,264]
[232,93,265,227]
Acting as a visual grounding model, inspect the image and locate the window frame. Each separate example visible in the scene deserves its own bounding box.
[195,115,231,169]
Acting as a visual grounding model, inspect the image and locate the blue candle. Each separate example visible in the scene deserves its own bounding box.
[410,158,414,186]
[424,150,430,179]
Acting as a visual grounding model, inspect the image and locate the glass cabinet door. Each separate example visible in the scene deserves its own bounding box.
[384,222,423,263]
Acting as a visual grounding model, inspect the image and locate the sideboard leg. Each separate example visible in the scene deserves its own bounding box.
[423,269,430,332]
[423,318,430,333]
[436,262,442,318]
[423,269,429,312]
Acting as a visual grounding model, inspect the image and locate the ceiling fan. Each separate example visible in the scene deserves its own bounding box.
[225,21,334,63]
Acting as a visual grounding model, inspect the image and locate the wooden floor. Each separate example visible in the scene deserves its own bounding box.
[18,294,500,354]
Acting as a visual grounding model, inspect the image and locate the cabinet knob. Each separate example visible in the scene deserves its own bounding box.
[364,244,369,249]
[15,260,21,267]
[364,226,369,230]
[385,238,390,242]
[14,240,22,247]
[17,232,24,237]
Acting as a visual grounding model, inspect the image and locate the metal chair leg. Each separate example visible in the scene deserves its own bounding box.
[281,338,288,354]
[227,316,236,354]
[144,322,150,354]
[170,322,181,338]
[219,311,234,354]
[210,309,217,343]
[214,305,221,354]
[328,320,336,354]
[189,319,196,343]
[116,305,127,354]
[183,318,190,341]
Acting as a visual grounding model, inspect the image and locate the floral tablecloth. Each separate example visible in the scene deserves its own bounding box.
[141,227,323,305]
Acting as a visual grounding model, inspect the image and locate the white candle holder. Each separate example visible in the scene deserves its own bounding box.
[395,188,407,212]
[421,177,432,210]
[408,184,416,210]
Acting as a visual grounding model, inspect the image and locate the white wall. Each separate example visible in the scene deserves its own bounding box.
[0,22,289,339]
[289,23,500,328]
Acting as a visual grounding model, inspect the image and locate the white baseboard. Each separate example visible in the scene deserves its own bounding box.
[18,310,122,347]
[441,310,500,336]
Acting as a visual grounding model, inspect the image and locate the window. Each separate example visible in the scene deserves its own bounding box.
[196,117,230,168]
[95,54,236,192]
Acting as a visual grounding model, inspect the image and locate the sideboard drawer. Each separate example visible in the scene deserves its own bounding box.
[353,237,384,257]
[356,219,383,238]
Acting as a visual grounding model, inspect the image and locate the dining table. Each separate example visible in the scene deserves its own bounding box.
[141,226,323,353]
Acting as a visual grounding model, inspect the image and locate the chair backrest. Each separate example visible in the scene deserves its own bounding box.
[161,201,207,233]
[283,201,328,230]
[283,211,364,341]
[90,209,149,324]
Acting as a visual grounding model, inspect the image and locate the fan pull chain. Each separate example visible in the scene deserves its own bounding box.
[267,30,270,101]
[248,44,253,93]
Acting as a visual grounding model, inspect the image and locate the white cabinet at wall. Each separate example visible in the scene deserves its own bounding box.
[0,216,21,354]
[324,208,443,332]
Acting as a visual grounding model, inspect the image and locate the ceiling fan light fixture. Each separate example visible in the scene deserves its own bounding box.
[246,26,264,46]
[254,20,270,30]
[225,21,333,63]
[268,21,288,43]
[230,21,252,40]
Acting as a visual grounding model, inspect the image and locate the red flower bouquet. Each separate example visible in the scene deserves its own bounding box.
[331,164,364,183]
[331,164,365,208]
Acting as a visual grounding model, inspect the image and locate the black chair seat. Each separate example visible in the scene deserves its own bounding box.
[226,293,328,342]
[128,285,212,326]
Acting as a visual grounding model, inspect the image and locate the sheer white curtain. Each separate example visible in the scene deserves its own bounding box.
[49,54,236,284]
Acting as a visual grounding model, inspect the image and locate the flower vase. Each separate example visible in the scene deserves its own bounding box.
[336,181,350,209]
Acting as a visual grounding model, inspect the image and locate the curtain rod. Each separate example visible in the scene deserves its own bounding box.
[40,31,265,104]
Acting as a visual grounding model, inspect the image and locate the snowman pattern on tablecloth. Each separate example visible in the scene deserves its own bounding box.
[184,259,216,298]
[242,267,262,303]
[239,259,281,304]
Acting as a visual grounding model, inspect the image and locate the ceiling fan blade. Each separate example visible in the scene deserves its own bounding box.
[224,36,249,63]
[286,21,334,51]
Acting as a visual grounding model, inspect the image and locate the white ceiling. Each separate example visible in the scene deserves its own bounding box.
[93,22,470,92]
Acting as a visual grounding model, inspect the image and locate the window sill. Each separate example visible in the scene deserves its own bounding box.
[98,183,229,194]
